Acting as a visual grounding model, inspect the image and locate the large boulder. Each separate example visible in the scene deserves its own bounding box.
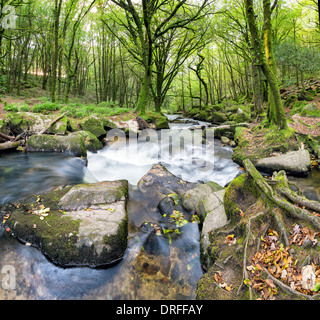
[181,182,224,220]
[26,133,87,157]
[200,189,227,265]
[181,183,227,266]
[2,180,129,268]
[79,115,117,139]
[256,149,311,176]
[137,163,199,196]
[69,131,103,152]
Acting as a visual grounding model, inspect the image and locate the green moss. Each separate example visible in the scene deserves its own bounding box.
[223,173,259,223]
[79,117,106,138]
[155,119,169,130]
[4,186,83,266]
[48,116,68,135]
[70,131,103,152]
[26,134,87,157]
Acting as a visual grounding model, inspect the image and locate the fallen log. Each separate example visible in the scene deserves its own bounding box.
[0,131,15,141]
[0,140,22,151]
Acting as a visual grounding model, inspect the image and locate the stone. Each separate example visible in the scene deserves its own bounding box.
[256,149,311,176]
[181,183,227,267]
[221,136,230,144]
[181,182,224,219]
[2,180,129,268]
[136,116,149,130]
[137,164,199,196]
[59,180,128,211]
[301,102,319,117]
[79,115,116,138]
[26,133,87,157]
[200,189,228,258]
[69,130,103,152]
[301,265,316,290]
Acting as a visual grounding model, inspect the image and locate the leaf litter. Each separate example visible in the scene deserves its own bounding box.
[245,225,320,299]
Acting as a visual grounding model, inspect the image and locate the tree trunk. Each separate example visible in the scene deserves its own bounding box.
[51,0,62,103]
[244,0,287,129]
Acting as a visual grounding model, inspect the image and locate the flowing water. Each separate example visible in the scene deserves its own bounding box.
[2,117,317,300]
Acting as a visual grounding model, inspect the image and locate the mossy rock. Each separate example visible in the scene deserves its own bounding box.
[155,119,170,130]
[229,108,251,123]
[47,116,68,135]
[300,102,320,117]
[2,180,129,268]
[70,130,103,152]
[26,133,87,157]
[140,111,168,126]
[208,111,228,124]
[79,116,106,138]
[79,116,117,139]
[5,113,29,135]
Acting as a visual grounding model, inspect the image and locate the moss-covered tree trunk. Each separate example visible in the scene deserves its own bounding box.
[135,68,151,115]
[244,0,287,130]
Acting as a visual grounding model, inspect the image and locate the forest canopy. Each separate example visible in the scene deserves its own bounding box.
[1,0,320,125]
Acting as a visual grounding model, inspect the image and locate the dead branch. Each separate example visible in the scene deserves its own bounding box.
[0,131,15,141]
[0,140,22,151]
[38,111,68,135]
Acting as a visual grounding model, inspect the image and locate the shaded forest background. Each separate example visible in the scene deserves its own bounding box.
[1,0,320,122]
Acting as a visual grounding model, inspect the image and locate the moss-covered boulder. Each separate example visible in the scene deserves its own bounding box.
[47,116,68,135]
[2,180,129,268]
[2,112,69,136]
[26,133,87,157]
[208,111,228,124]
[79,116,117,139]
[70,131,103,152]
[140,112,169,130]
[181,182,223,220]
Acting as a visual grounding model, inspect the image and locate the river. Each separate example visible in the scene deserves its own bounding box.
[0,116,317,300]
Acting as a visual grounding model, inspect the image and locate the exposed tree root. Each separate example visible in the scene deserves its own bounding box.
[238,211,264,298]
[263,267,315,300]
[243,159,320,230]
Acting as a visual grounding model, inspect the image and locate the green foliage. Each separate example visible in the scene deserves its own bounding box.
[3,103,29,112]
[32,101,62,114]
[59,104,131,119]
[290,101,308,116]
[275,41,320,75]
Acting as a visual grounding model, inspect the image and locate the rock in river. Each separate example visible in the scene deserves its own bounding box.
[2,180,129,268]
[256,149,311,176]
[26,133,87,157]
